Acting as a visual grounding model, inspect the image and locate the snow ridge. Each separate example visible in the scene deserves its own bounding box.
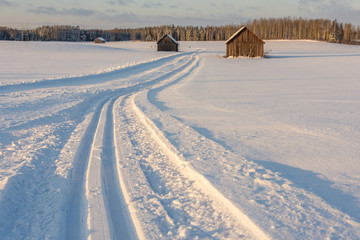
[0,51,188,94]
[131,94,271,239]
[85,101,112,239]
[64,50,204,239]
[132,58,360,239]
[109,52,270,239]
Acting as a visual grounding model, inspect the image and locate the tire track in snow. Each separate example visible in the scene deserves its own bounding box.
[135,56,360,239]
[85,101,112,239]
[84,99,138,239]
[136,95,360,239]
[3,52,192,134]
[111,53,270,239]
[65,99,108,240]
[0,51,193,94]
[101,97,138,239]
[65,51,200,239]
[66,98,138,240]
[130,94,270,239]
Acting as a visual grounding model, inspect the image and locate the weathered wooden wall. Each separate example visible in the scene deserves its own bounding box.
[226,28,264,58]
[157,36,178,51]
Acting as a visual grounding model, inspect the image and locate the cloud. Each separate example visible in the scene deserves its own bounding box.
[98,13,143,25]
[28,7,61,15]
[106,9,118,13]
[299,0,324,4]
[298,0,360,25]
[185,7,199,12]
[141,14,248,27]
[63,8,95,16]
[143,2,163,8]
[117,0,132,6]
[0,0,19,7]
[98,13,207,28]
[209,2,217,7]
[28,7,96,16]
[106,0,116,5]
[248,6,259,10]
[298,0,352,11]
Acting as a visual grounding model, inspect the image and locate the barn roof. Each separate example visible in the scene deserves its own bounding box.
[225,26,264,44]
[157,34,179,45]
[95,37,105,42]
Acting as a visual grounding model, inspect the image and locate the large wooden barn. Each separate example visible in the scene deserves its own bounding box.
[225,26,264,58]
[157,35,179,52]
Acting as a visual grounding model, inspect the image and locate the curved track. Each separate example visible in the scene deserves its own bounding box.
[2,44,358,240]
[64,51,210,239]
[63,49,270,239]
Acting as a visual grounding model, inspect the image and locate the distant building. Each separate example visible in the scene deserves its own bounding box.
[94,37,106,43]
[157,35,179,52]
[225,26,264,58]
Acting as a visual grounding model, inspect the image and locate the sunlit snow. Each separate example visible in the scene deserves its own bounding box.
[0,40,359,239]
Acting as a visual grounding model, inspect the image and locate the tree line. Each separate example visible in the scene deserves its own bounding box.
[1,17,359,44]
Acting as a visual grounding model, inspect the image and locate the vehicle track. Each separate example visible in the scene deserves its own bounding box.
[110,52,270,239]
[131,95,269,238]
[112,95,269,239]
[132,55,360,239]
[65,50,200,239]
[0,51,193,94]
[102,97,138,239]
[66,99,108,240]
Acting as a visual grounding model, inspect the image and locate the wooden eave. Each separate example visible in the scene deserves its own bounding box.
[225,26,265,44]
[157,35,179,45]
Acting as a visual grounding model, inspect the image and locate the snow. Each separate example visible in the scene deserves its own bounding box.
[0,41,170,86]
[0,40,360,239]
[165,35,179,45]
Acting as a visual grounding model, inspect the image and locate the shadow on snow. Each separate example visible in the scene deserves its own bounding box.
[255,160,360,223]
[268,53,360,59]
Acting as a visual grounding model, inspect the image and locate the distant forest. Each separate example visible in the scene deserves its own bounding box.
[1,17,360,44]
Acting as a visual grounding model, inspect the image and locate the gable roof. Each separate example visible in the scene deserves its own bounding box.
[157,34,179,45]
[225,26,264,44]
[95,37,105,42]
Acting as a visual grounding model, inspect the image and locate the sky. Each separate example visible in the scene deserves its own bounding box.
[1,0,360,29]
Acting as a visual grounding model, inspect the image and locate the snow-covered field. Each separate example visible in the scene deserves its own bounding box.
[0,40,359,239]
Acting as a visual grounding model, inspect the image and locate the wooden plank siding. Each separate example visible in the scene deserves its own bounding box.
[157,35,179,52]
[226,27,264,58]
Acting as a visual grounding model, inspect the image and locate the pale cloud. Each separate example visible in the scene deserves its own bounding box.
[28,7,96,16]
[0,0,18,7]
[3,0,360,29]
[64,8,95,16]
[299,0,352,10]
[105,0,116,5]
[298,0,360,25]
[117,0,132,6]
[28,7,61,15]
[95,12,246,28]
[143,2,163,8]
[106,9,118,13]
[138,14,247,27]
[98,12,142,25]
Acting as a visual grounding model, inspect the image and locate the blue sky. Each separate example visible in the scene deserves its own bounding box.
[1,0,360,29]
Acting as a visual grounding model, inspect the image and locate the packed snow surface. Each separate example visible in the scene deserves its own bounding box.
[0,40,359,239]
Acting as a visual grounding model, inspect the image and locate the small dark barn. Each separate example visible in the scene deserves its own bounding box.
[94,37,106,43]
[225,26,264,58]
[157,35,178,52]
